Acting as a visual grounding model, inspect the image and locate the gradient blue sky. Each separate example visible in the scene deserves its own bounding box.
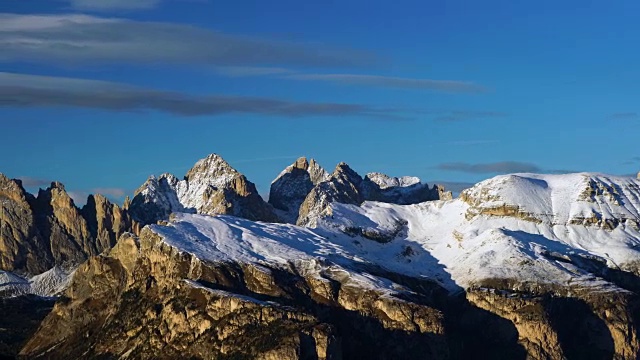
[1,0,639,204]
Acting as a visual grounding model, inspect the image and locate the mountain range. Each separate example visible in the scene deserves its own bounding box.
[1,154,640,359]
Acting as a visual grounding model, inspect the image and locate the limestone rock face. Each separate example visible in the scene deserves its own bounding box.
[129,154,279,225]
[297,163,449,227]
[0,173,132,276]
[82,194,133,252]
[269,157,329,223]
[20,216,640,360]
[0,174,52,275]
[21,228,449,360]
[361,172,449,204]
[33,182,96,266]
[465,288,640,360]
[297,163,365,226]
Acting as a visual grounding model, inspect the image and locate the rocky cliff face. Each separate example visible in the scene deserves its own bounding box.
[361,172,452,204]
[269,157,329,223]
[20,213,640,360]
[0,174,51,275]
[20,227,450,360]
[0,174,134,359]
[130,154,279,226]
[297,163,365,227]
[0,174,132,277]
[296,162,449,227]
[4,161,640,360]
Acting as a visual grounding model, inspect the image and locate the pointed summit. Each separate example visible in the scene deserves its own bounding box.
[184,153,238,184]
[269,157,329,223]
[130,153,279,225]
[1,173,132,277]
[297,161,365,227]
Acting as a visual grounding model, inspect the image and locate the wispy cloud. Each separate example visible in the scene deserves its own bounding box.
[69,187,128,206]
[444,140,500,146]
[0,13,375,68]
[547,169,579,174]
[17,176,52,188]
[215,66,295,77]
[436,161,541,174]
[92,187,127,198]
[622,156,640,165]
[0,72,401,119]
[67,191,90,205]
[434,111,507,122]
[66,0,161,11]
[609,112,638,120]
[286,73,486,93]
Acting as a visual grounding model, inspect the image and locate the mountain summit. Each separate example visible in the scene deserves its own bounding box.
[268,157,329,223]
[129,154,280,226]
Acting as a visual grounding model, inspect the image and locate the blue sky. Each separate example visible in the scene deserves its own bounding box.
[1,0,639,204]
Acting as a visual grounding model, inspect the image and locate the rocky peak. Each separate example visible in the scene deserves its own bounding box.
[184,153,238,185]
[268,157,329,223]
[361,173,450,204]
[0,174,51,274]
[297,163,449,226]
[297,162,365,227]
[0,174,134,277]
[129,154,279,226]
[81,194,132,251]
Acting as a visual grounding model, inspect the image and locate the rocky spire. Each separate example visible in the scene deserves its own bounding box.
[0,174,52,274]
[268,157,329,223]
[296,162,451,226]
[297,162,365,227]
[0,174,133,276]
[81,194,133,251]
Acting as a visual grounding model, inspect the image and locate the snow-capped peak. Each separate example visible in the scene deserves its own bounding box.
[130,154,277,225]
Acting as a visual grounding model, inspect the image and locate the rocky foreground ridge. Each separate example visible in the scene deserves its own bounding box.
[2,154,640,359]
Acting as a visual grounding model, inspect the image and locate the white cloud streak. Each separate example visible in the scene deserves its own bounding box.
[0,13,375,68]
[0,72,402,119]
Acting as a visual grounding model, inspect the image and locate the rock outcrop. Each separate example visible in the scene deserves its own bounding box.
[0,174,132,276]
[297,162,365,226]
[0,175,52,275]
[269,157,329,223]
[82,194,133,252]
[20,227,450,360]
[20,214,640,359]
[361,172,452,204]
[130,154,279,226]
[296,163,449,226]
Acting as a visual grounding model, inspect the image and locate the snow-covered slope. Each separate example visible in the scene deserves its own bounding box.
[0,267,75,297]
[150,173,640,295]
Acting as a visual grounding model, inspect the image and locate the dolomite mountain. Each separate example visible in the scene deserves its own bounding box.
[129,154,280,226]
[269,157,451,226]
[0,174,134,357]
[0,173,132,284]
[3,154,640,360]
